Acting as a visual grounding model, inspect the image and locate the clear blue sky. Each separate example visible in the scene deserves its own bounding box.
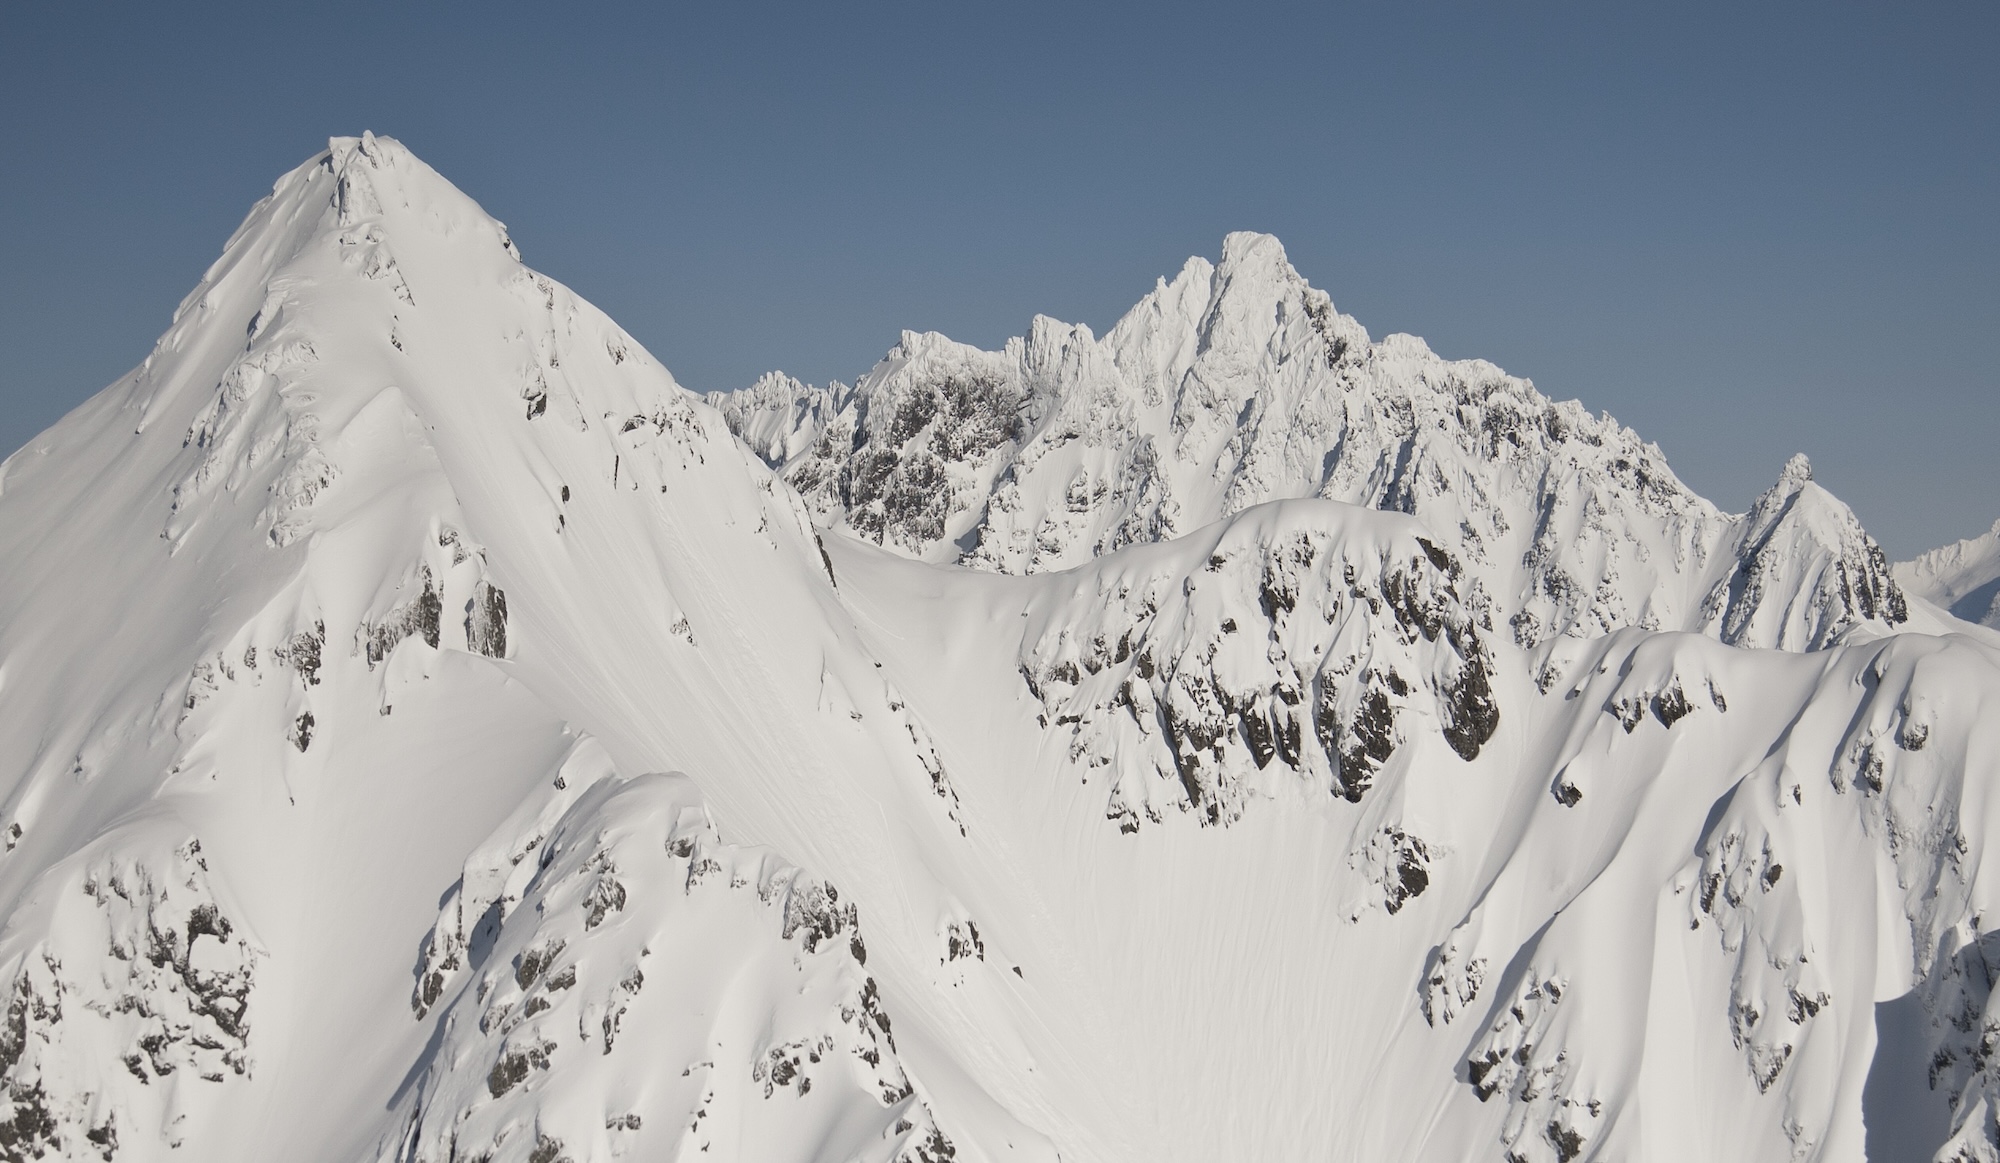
[3,2,1992,557]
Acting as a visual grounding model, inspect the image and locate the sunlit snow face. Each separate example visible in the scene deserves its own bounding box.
[0,134,1987,1163]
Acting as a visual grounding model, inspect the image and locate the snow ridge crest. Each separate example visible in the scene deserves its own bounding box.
[715,234,1906,653]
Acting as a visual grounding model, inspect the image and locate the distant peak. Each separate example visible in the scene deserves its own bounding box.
[328,130,402,164]
[1214,232,1303,289]
[1745,454,1830,527]
[1219,231,1292,265]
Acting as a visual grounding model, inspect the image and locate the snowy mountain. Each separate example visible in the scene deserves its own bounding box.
[0,134,964,1163]
[0,135,1994,1163]
[1899,520,2000,628]
[710,233,1908,653]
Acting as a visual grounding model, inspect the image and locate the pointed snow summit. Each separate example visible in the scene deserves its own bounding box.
[1704,453,1907,650]
[715,231,1907,652]
[0,134,968,1163]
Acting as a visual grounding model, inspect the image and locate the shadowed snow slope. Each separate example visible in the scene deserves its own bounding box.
[0,136,1995,1163]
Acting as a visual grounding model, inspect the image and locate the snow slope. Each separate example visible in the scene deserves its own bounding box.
[825,509,2000,1163]
[1900,520,2000,629]
[0,136,1993,1163]
[711,233,1908,653]
[0,135,983,1163]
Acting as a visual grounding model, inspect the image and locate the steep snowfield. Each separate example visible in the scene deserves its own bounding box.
[711,233,1908,653]
[827,514,2000,1163]
[1900,520,2000,629]
[0,135,1993,1163]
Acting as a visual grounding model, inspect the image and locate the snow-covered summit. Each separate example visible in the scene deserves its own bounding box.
[0,134,973,1163]
[1702,453,1908,649]
[712,232,1906,652]
[1,137,1995,1163]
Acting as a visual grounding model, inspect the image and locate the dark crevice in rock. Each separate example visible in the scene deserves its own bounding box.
[465,582,508,658]
[365,568,443,666]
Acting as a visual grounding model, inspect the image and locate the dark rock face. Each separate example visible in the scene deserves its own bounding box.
[1606,672,1726,738]
[0,830,257,1158]
[486,1039,553,1098]
[823,373,1026,553]
[364,568,443,666]
[1691,820,1832,1099]
[465,581,508,658]
[1460,971,1604,1158]
[275,620,325,686]
[943,921,984,963]
[1381,830,1431,914]
[781,879,859,957]
[714,354,1036,561]
[1020,505,1498,831]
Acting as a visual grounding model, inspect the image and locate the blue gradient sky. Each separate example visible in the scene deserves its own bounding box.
[3,2,1992,557]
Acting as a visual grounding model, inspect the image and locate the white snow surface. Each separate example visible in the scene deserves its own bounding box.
[1900,520,2000,629]
[710,234,1910,653]
[0,135,1994,1163]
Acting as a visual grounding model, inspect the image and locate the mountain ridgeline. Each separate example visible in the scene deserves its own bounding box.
[0,136,1992,1163]
[712,233,1908,653]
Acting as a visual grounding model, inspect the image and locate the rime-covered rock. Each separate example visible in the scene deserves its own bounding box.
[394,765,951,1163]
[720,233,1907,652]
[1019,500,1496,831]
[0,823,258,1159]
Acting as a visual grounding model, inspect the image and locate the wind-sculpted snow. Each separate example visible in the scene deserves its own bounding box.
[1021,500,1497,842]
[394,764,953,1163]
[720,233,1907,653]
[0,133,1993,1163]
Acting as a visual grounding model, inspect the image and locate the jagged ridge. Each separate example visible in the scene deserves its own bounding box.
[0,135,1991,1163]
[714,233,1906,652]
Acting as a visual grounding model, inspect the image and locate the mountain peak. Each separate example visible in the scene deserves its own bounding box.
[0,136,950,1161]
[1215,230,1297,279]
[1694,451,1906,648]
[717,235,1911,652]
[317,132,490,228]
[4,138,1998,1163]
[325,129,397,169]
[157,133,524,361]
